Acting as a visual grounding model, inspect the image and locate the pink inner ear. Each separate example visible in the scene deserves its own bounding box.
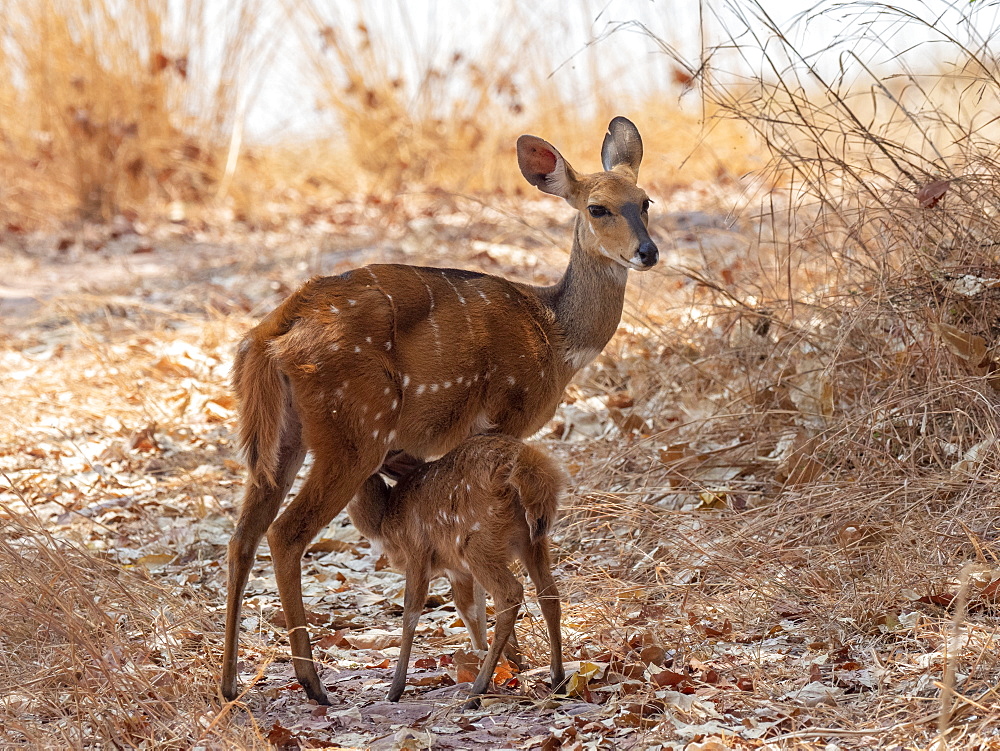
[526,145,557,175]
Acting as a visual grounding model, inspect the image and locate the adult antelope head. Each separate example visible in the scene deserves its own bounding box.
[519,115,658,273]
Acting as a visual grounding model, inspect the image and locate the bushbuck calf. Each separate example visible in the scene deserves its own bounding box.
[347,435,566,708]
[222,117,658,703]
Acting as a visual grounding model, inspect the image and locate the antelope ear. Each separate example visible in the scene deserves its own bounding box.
[517,135,582,204]
[601,116,643,181]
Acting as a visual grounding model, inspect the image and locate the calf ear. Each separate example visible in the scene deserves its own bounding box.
[517,135,582,204]
[601,116,643,181]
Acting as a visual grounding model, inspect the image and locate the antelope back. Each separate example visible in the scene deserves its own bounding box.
[271,266,568,462]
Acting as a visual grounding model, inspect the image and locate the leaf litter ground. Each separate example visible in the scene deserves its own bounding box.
[2,188,1000,750]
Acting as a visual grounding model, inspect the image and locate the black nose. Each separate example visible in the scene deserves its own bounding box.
[637,240,659,267]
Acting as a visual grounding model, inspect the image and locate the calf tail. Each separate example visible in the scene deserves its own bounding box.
[507,445,566,543]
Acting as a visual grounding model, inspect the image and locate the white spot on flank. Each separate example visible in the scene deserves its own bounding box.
[383,386,392,395]
[385,341,392,350]
[330,304,340,313]
[430,383,439,393]
[416,384,426,395]
[476,288,491,305]
[387,429,396,442]
[443,381,452,388]
[354,345,361,353]
[374,412,382,421]
[456,376,464,384]
[402,374,410,389]
[365,336,372,343]
[391,399,398,410]
[506,376,516,386]
[465,483,471,492]
[331,343,340,351]
[373,429,380,439]
[427,314,442,352]
[444,276,473,327]
[455,534,462,545]
[470,522,481,532]
[348,299,357,306]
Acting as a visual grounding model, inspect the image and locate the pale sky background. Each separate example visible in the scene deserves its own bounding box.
[244,0,1000,139]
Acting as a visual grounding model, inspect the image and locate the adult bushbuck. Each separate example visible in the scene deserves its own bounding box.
[222,116,658,704]
[347,435,566,708]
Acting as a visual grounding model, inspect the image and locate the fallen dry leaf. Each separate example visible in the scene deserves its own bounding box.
[917,178,950,208]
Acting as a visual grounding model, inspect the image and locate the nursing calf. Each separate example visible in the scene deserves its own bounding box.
[348,435,566,708]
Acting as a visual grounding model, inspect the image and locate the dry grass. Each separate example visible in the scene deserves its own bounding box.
[0,0,269,226]
[0,508,265,749]
[289,1,758,198]
[4,0,1000,748]
[0,0,757,229]
[544,1,1000,745]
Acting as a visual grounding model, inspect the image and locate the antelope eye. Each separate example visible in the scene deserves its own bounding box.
[588,205,611,218]
[642,199,651,213]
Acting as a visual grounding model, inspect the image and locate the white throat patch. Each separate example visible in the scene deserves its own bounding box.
[565,347,602,371]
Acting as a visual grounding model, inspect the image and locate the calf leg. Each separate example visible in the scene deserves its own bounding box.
[448,571,488,652]
[465,566,524,710]
[502,626,526,671]
[451,572,526,670]
[388,562,431,702]
[523,541,565,691]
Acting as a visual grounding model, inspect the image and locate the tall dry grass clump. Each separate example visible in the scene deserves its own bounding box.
[0,0,758,227]
[0,0,268,226]
[559,4,1000,741]
[0,508,262,748]
[691,0,1000,487]
[283,0,757,198]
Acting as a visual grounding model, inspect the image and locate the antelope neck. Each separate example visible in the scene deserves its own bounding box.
[538,216,628,360]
